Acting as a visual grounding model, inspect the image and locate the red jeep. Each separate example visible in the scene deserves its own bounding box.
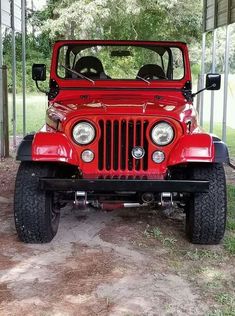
[14,40,229,244]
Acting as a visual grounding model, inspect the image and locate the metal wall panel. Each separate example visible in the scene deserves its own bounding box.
[2,10,11,27]
[204,0,216,31]
[1,0,21,31]
[204,0,234,31]
[231,0,235,23]
[217,0,229,27]
[1,0,11,27]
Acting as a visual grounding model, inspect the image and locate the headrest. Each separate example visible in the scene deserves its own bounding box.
[75,56,104,74]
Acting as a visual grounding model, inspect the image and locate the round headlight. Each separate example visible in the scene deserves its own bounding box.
[72,122,95,145]
[151,122,174,146]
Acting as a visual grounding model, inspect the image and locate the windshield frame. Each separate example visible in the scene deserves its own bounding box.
[51,40,191,88]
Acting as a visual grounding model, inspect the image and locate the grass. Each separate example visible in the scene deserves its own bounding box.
[224,235,235,254]
[183,249,221,261]
[228,185,235,219]
[216,293,235,306]
[207,293,235,316]
[208,307,235,316]
[144,225,177,248]
[8,94,47,135]
[143,186,235,254]
[203,123,235,157]
[224,185,235,255]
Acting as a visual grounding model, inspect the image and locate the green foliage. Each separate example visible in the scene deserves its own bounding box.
[42,0,202,43]
[2,0,204,93]
[3,32,51,93]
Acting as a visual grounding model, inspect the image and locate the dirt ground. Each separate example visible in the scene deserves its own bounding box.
[0,158,235,316]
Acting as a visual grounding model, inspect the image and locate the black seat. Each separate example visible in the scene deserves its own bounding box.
[137,64,166,80]
[74,56,108,79]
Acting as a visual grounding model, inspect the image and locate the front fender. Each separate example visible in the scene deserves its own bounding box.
[32,132,79,165]
[168,134,214,166]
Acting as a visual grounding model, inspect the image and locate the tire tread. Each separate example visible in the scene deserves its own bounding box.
[187,163,227,244]
[14,162,59,243]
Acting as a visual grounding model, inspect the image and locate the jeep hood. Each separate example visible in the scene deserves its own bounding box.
[49,92,192,117]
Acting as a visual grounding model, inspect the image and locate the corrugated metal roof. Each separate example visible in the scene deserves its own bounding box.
[0,0,22,31]
[203,0,235,32]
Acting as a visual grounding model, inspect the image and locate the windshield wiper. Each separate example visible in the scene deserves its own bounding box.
[60,64,95,85]
[136,75,151,85]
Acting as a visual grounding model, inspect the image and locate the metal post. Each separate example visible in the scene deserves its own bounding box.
[31,0,35,41]
[2,66,9,157]
[222,25,230,142]
[0,2,4,157]
[210,29,217,133]
[196,74,201,113]
[11,0,17,148]
[200,32,206,126]
[21,0,26,135]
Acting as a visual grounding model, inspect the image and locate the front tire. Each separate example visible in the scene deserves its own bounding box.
[186,163,227,244]
[14,162,60,243]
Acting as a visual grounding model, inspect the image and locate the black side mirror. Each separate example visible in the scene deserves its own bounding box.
[32,64,46,81]
[206,73,221,90]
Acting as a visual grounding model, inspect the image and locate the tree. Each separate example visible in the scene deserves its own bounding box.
[42,0,202,43]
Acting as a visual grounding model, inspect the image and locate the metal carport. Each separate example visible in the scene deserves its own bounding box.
[200,0,235,143]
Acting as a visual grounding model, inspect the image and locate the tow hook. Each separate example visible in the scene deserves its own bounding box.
[74,191,87,209]
[160,192,173,208]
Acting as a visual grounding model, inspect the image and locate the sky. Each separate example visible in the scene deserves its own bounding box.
[27,0,47,11]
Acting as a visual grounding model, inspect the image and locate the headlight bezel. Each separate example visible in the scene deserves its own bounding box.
[72,121,96,145]
[151,121,175,146]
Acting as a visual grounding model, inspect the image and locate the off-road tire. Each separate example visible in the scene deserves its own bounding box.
[14,162,60,243]
[186,163,227,244]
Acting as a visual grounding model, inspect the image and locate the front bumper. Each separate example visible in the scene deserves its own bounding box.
[39,179,209,193]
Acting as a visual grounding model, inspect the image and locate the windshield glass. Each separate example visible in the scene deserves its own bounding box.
[57,44,184,81]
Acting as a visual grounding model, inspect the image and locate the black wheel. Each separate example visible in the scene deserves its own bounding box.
[186,163,227,244]
[14,162,60,243]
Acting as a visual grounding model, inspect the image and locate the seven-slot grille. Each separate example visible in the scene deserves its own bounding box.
[98,119,149,172]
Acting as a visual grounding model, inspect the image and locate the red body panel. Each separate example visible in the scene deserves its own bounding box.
[32,130,215,178]
[168,134,214,166]
[31,40,216,179]
[32,132,78,165]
